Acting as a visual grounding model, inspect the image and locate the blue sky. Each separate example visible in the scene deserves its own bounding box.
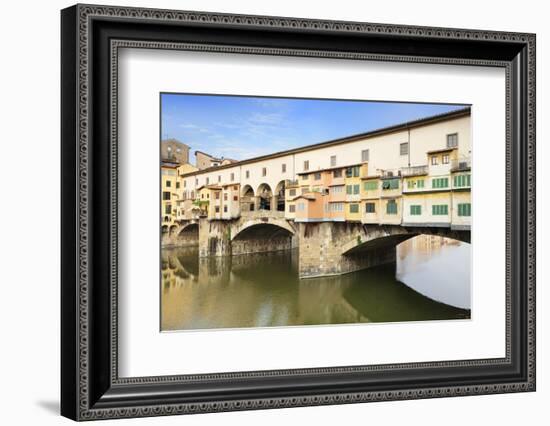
[161,94,467,162]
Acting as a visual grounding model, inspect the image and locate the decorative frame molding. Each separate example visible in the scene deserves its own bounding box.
[61,4,536,421]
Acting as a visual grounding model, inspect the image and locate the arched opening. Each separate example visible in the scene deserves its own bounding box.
[177,223,199,246]
[232,223,294,256]
[256,183,273,211]
[169,225,178,236]
[275,180,286,212]
[241,185,255,213]
[161,225,169,234]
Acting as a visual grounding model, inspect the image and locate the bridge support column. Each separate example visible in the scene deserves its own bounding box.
[297,222,396,279]
[198,218,232,257]
[271,195,278,211]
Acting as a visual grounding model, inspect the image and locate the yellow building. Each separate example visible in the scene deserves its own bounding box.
[161,162,179,226]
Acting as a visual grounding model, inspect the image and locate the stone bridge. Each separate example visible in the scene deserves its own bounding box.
[164,212,470,279]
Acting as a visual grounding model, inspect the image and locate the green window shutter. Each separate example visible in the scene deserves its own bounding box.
[346,185,352,195]
[466,174,471,186]
[353,184,360,194]
[418,179,424,188]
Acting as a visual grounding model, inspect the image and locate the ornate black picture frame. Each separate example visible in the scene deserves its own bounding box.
[61,4,536,421]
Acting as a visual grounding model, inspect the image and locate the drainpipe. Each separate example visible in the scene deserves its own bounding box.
[407,127,411,168]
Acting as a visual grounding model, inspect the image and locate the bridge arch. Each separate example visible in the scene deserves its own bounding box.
[231,219,295,242]
[341,225,470,256]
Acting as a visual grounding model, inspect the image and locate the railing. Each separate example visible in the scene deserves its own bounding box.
[400,165,428,177]
[451,158,471,172]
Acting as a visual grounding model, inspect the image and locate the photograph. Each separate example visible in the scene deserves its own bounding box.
[159,94,472,331]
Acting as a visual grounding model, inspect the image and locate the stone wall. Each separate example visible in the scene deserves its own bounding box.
[297,222,397,278]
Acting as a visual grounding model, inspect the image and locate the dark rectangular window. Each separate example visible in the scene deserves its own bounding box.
[246,170,250,179]
[410,205,422,215]
[165,205,172,214]
[206,178,209,185]
[233,196,238,201]
[431,156,438,165]
[346,166,360,178]
[386,200,398,214]
[361,149,369,162]
[432,204,449,215]
[289,189,296,196]
[365,202,375,213]
[282,163,287,173]
[447,133,458,148]
[162,191,171,200]
[224,193,228,201]
[303,160,309,171]
[230,172,234,181]
[400,142,409,156]
[289,204,296,213]
[314,172,321,180]
[330,155,336,167]
[333,169,342,178]
[223,206,228,213]
[176,182,180,189]
[215,206,220,213]
[432,178,449,189]
[349,203,359,214]
[458,203,471,216]
[262,167,267,177]
[166,180,171,187]
[382,178,399,190]
[442,154,450,164]
[218,175,221,182]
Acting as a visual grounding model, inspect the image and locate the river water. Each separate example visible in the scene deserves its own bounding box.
[161,235,470,331]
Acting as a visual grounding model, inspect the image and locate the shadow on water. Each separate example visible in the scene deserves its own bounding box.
[161,240,470,331]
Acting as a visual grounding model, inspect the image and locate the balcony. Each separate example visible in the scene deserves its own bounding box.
[400,165,428,177]
[451,158,471,172]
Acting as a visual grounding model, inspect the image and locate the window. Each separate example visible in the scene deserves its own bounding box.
[454,174,471,187]
[206,178,209,185]
[314,172,321,180]
[233,195,238,201]
[365,202,375,213]
[432,204,449,215]
[303,160,309,171]
[176,182,180,189]
[190,191,194,199]
[410,205,422,215]
[218,175,221,182]
[224,193,228,201]
[331,185,343,193]
[195,178,198,186]
[301,187,309,194]
[165,205,172,214]
[458,203,471,216]
[288,204,296,213]
[349,204,359,214]
[223,206,228,213]
[289,189,296,196]
[346,185,352,195]
[432,177,449,189]
[345,166,360,178]
[417,179,425,188]
[382,178,399,190]
[442,154,450,164]
[386,199,398,214]
[329,202,344,213]
[363,181,377,191]
[245,170,250,179]
[162,191,171,200]
[361,149,369,162]
[215,192,220,200]
[447,133,458,148]
[330,155,337,167]
[431,156,438,165]
[183,180,187,188]
[282,163,286,173]
[166,180,171,187]
[215,206,220,213]
[333,169,342,178]
[400,142,409,156]
[262,167,267,177]
[353,184,360,195]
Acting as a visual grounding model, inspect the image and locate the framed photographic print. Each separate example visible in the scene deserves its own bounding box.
[61,4,536,421]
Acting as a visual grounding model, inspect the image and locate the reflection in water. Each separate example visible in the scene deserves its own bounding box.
[161,235,470,331]
[396,236,471,310]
